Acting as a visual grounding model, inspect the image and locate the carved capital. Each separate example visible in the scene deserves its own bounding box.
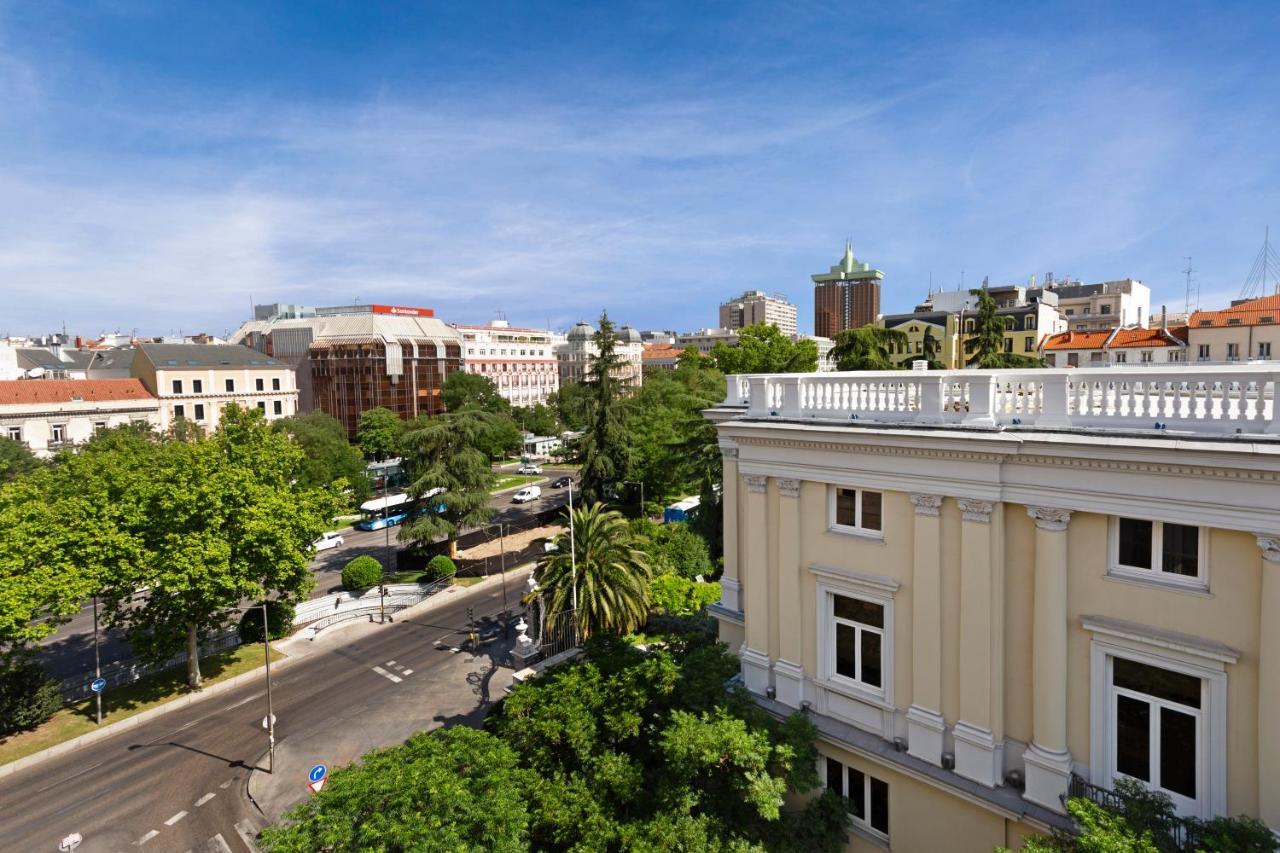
[720,443,739,460]
[1027,506,1073,532]
[1258,535,1280,564]
[910,493,943,517]
[778,479,801,498]
[742,474,768,494]
[957,498,995,523]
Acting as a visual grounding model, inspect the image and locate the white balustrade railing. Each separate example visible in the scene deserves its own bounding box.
[719,366,1280,435]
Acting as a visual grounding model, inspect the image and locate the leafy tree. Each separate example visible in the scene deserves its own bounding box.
[0,436,39,482]
[649,574,720,616]
[478,414,524,460]
[103,406,334,688]
[964,289,1045,369]
[534,503,652,639]
[341,555,384,590]
[238,599,296,644]
[356,407,403,461]
[710,323,818,374]
[549,380,595,432]
[0,658,62,736]
[632,519,713,580]
[399,410,496,559]
[442,370,511,415]
[260,726,536,853]
[677,345,708,370]
[578,311,632,505]
[276,412,371,504]
[512,402,559,437]
[626,366,724,514]
[828,325,907,371]
[919,325,947,369]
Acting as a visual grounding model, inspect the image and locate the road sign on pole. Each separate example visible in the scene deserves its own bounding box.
[90,678,106,694]
[307,763,328,794]
[59,832,82,852]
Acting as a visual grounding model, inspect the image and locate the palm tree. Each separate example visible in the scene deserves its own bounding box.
[828,325,908,371]
[533,503,652,639]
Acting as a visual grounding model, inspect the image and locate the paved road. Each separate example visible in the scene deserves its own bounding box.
[1,575,526,853]
[37,466,576,680]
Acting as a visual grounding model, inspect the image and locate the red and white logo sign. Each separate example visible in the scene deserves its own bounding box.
[370,304,434,317]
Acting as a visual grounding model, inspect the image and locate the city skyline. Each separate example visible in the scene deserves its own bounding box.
[1,2,1279,337]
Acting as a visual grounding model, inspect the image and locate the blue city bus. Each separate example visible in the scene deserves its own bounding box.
[354,488,446,531]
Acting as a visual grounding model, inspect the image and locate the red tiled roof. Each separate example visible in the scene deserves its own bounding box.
[1108,326,1188,348]
[642,344,687,361]
[1041,330,1111,350]
[0,378,155,405]
[1041,326,1188,351]
[1190,294,1280,328]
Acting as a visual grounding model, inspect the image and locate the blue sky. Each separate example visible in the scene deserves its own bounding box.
[1,1,1278,338]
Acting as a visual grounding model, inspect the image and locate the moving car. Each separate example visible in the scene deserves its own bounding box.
[550,476,573,488]
[518,463,543,475]
[512,486,542,503]
[312,531,345,551]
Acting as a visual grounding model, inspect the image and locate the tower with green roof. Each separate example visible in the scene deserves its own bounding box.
[812,240,885,338]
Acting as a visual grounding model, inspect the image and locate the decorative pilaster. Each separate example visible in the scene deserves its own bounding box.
[718,444,741,614]
[739,473,771,695]
[907,493,946,766]
[774,478,804,708]
[1257,535,1280,832]
[1023,506,1074,812]
[955,497,1003,786]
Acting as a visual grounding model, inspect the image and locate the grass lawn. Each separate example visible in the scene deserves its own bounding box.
[491,474,540,492]
[450,576,484,587]
[0,643,285,767]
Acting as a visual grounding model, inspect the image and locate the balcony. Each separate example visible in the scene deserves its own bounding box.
[719,365,1280,437]
[1066,775,1198,852]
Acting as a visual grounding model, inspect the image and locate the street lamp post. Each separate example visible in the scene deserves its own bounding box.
[382,472,392,622]
[262,600,276,774]
[623,480,644,518]
[92,594,102,726]
[567,480,577,612]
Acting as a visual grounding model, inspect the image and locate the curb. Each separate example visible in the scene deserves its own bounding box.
[0,566,535,780]
[489,476,548,496]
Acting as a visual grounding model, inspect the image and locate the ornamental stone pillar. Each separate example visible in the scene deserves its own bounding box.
[718,444,741,613]
[773,478,805,708]
[1023,506,1074,812]
[954,497,1004,787]
[739,473,771,695]
[1258,536,1280,831]
[907,493,946,766]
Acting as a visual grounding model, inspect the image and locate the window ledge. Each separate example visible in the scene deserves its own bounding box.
[1103,571,1212,598]
[817,676,893,711]
[827,525,886,543]
[1082,614,1240,664]
[846,820,890,850]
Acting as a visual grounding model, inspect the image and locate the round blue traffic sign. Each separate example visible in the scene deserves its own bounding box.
[308,764,327,784]
[90,677,107,694]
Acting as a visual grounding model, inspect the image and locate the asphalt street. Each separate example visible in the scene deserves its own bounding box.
[0,572,527,853]
[37,466,577,680]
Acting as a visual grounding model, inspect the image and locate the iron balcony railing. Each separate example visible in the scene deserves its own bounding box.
[1065,774,1197,852]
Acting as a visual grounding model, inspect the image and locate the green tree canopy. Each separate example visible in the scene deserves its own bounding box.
[626,365,724,514]
[578,311,632,505]
[631,519,713,580]
[710,324,818,374]
[276,412,371,504]
[534,503,652,639]
[442,370,511,415]
[0,436,39,482]
[549,381,594,432]
[963,289,1045,369]
[512,403,559,437]
[399,410,496,558]
[828,325,907,371]
[356,406,403,461]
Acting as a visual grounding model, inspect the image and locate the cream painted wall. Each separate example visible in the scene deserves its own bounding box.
[1002,505,1036,747]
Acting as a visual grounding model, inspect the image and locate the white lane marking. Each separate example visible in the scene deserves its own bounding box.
[177,720,198,731]
[234,819,259,850]
[195,792,216,806]
[165,810,188,825]
[226,692,261,710]
[401,669,413,676]
[219,779,232,789]
[138,829,159,845]
[371,665,402,683]
[386,660,397,666]
[207,834,234,853]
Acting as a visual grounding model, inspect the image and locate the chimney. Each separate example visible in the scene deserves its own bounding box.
[1161,305,1168,331]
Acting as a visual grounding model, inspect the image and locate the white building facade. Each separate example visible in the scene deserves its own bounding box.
[0,379,162,457]
[719,290,798,337]
[453,320,560,408]
[556,322,644,387]
[133,344,298,432]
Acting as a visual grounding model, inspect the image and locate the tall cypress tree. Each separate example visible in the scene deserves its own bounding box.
[578,311,631,505]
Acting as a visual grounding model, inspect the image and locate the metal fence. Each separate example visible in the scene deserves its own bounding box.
[300,573,457,635]
[59,628,240,702]
[1066,774,1196,851]
[537,608,580,661]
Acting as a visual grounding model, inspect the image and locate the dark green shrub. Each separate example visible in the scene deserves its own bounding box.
[426,554,457,582]
[342,555,384,590]
[0,659,62,736]
[238,599,297,644]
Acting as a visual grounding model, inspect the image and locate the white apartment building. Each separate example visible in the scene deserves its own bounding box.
[133,344,298,432]
[1045,279,1150,331]
[677,328,740,354]
[556,322,644,387]
[707,366,1280,850]
[453,320,559,407]
[0,379,161,457]
[719,290,798,337]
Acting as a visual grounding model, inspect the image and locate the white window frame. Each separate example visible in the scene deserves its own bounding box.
[1113,351,1127,364]
[1197,344,1210,361]
[1226,343,1240,361]
[1260,342,1272,359]
[1108,517,1208,591]
[820,755,890,842]
[194,403,206,422]
[50,423,66,444]
[827,486,884,540]
[1086,620,1232,819]
[1140,350,1153,363]
[6,426,20,441]
[811,566,897,708]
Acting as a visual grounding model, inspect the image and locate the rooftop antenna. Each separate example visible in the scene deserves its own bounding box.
[1183,256,1195,315]
[958,270,965,292]
[1240,226,1280,300]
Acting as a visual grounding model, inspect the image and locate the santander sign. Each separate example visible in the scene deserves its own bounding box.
[371,304,434,317]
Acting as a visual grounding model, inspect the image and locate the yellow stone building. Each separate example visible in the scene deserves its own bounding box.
[707,367,1280,850]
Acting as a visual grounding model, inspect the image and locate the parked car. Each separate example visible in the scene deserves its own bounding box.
[550,476,573,488]
[312,531,344,552]
[518,464,543,475]
[512,486,542,503]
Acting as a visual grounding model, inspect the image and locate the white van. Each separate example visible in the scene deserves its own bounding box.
[512,486,542,504]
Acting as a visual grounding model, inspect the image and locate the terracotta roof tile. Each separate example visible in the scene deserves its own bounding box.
[1041,326,1188,351]
[0,378,155,406]
[642,344,687,361]
[1190,294,1280,328]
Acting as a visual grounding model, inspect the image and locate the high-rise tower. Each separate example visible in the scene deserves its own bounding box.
[812,241,884,338]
